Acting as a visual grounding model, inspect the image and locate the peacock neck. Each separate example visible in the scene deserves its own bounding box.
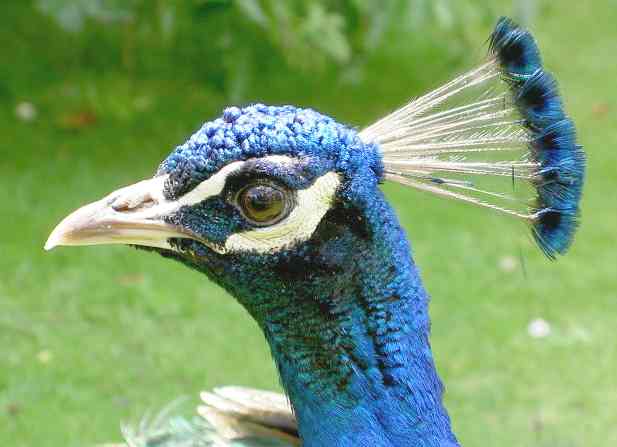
[227,189,459,447]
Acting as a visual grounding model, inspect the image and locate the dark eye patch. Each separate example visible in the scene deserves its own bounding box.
[166,197,250,245]
[222,157,320,197]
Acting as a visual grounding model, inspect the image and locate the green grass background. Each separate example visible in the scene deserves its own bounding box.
[1,1,616,446]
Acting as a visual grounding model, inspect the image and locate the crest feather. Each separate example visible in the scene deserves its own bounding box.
[361,17,585,258]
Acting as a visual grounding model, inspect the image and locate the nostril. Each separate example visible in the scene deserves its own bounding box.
[111,194,156,212]
[103,176,168,214]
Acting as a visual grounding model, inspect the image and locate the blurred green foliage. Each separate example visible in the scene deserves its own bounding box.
[32,0,497,100]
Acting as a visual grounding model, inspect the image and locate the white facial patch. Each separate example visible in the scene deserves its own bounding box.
[178,161,245,207]
[111,155,341,255]
[224,171,340,254]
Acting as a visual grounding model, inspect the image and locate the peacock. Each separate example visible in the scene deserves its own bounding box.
[46,18,585,447]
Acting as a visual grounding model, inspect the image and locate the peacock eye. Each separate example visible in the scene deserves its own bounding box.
[237,183,292,226]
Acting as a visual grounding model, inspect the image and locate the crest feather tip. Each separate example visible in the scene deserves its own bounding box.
[362,17,585,258]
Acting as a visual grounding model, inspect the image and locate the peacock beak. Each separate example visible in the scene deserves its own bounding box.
[45,175,209,251]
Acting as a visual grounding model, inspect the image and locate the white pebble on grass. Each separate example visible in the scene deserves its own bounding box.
[15,101,37,122]
[37,349,53,364]
[528,318,551,338]
[499,255,517,272]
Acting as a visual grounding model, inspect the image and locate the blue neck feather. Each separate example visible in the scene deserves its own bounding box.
[265,189,458,447]
[179,184,459,446]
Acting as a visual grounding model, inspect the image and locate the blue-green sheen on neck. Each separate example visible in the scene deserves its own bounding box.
[268,191,457,446]
[179,187,459,447]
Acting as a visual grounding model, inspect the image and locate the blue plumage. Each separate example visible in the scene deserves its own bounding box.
[489,17,585,257]
[45,17,586,447]
[490,17,543,77]
[515,71,565,125]
[160,104,382,188]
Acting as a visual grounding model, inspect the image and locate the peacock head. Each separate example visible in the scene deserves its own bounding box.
[45,105,389,313]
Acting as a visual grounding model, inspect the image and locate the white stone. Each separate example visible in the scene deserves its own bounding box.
[499,255,517,272]
[15,101,37,122]
[528,318,551,338]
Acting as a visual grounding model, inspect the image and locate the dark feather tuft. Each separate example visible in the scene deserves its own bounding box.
[515,70,565,125]
[490,17,542,76]
[491,18,585,257]
[532,208,579,259]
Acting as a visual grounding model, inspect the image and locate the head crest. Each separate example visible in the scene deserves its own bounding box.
[360,17,585,258]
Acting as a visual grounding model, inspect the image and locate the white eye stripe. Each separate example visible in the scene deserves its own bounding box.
[224,171,340,254]
[177,161,245,206]
[177,155,298,207]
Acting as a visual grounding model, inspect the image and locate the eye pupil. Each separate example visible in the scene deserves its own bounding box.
[239,184,287,224]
